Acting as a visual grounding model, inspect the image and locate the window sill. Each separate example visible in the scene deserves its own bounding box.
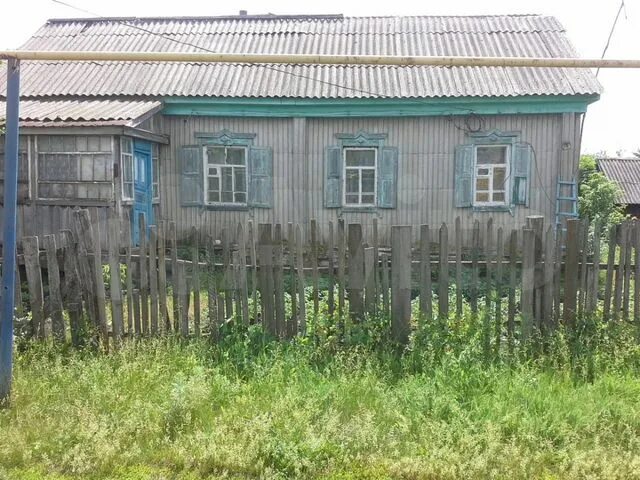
[204,204,250,211]
[472,205,512,213]
[340,206,378,213]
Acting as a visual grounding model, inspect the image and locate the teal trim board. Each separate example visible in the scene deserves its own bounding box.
[162,95,599,118]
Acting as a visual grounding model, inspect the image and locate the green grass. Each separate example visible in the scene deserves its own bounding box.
[2,321,640,480]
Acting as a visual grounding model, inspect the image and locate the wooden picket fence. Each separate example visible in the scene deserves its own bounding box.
[10,209,640,352]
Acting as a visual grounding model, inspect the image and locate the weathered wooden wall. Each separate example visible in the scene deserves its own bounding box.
[159,113,581,245]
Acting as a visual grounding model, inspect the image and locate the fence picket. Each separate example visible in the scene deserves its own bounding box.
[347,224,365,323]
[107,213,124,345]
[419,224,432,322]
[148,225,159,336]
[191,226,201,336]
[43,234,65,343]
[391,226,411,344]
[438,223,449,321]
[274,224,286,337]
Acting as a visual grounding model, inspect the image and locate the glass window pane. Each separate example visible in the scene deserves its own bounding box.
[494,167,506,189]
[477,146,507,165]
[477,167,489,176]
[207,147,225,165]
[345,149,375,167]
[476,178,489,191]
[345,194,359,205]
[493,192,505,202]
[209,176,219,191]
[226,148,245,165]
[235,167,246,192]
[222,191,233,203]
[361,194,375,204]
[208,191,220,203]
[235,192,246,203]
[361,169,375,193]
[476,192,489,202]
[345,169,360,194]
[222,168,233,191]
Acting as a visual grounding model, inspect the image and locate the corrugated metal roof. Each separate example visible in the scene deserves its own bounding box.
[598,158,640,205]
[0,99,162,126]
[0,14,601,99]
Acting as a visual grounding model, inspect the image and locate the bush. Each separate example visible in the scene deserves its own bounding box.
[578,154,625,228]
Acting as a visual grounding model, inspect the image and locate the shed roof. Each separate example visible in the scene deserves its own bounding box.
[598,158,640,205]
[0,99,162,127]
[0,14,601,100]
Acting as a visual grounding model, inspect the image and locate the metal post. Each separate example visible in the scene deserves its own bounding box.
[0,58,20,405]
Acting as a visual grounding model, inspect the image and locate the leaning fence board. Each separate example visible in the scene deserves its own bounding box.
[455,216,463,319]
[133,289,141,337]
[471,220,480,315]
[248,220,258,322]
[23,237,44,339]
[438,223,449,321]
[295,224,306,335]
[287,223,297,338]
[311,219,320,316]
[381,252,390,319]
[494,227,504,356]
[177,261,189,337]
[563,219,580,329]
[373,217,379,300]
[588,221,601,314]
[43,234,65,343]
[169,221,180,331]
[139,214,149,336]
[190,227,201,336]
[623,220,633,321]
[337,219,346,318]
[328,221,335,316]
[635,222,640,334]
[543,226,555,334]
[507,229,517,353]
[553,228,563,324]
[61,230,83,345]
[364,247,376,316]
[207,235,219,342]
[603,225,616,322]
[123,213,134,335]
[221,228,233,318]
[347,223,365,322]
[236,223,250,327]
[258,224,275,336]
[521,228,535,343]
[391,226,412,344]
[578,219,589,318]
[613,223,625,321]
[485,218,494,315]
[107,214,124,345]
[274,224,286,337]
[148,225,159,336]
[157,221,169,332]
[419,224,432,322]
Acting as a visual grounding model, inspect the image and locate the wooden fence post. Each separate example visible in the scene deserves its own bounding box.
[274,224,286,337]
[177,261,189,337]
[157,221,169,333]
[248,220,258,322]
[191,226,201,336]
[295,224,306,335]
[123,213,134,336]
[507,229,518,354]
[107,212,124,345]
[526,215,544,333]
[237,223,250,327]
[521,228,535,344]
[563,218,580,330]
[337,219,346,319]
[542,225,555,335]
[328,221,335,316]
[347,224,365,323]
[494,227,504,356]
[207,235,219,342]
[169,221,180,331]
[43,234,65,342]
[310,219,320,316]
[603,225,617,322]
[391,226,412,344]
[438,223,449,322]
[61,230,84,345]
[471,220,480,315]
[364,247,376,316]
[287,222,297,337]
[221,228,233,318]
[22,236,44,339]
[381,252,390,318]
[419,224,432,323]
[455,216,463,319]
[257,224,275,336]
[139,213,149,336]
[148,225,159,336]
[588,221,601,315]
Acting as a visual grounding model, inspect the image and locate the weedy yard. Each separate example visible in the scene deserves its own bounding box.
[2,317,640,480]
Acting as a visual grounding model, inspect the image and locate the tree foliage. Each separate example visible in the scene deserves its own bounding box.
[578,154,625,227]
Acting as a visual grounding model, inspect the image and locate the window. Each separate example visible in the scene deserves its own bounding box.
[474,145,509,206]
[37,135,113,200]
[344,147,377,206]
[0,135,30,202]
[204,145,247,205]
[121,137,134,201]
[152,143,160,202]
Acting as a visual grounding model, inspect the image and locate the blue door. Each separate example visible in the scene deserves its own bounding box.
[132,140,154,245]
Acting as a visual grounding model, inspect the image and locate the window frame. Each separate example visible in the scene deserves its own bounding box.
[203,144,249,207]
[472,144,510,208]
[120,136,134,202]
[342,146,378,208]
[151,143,160,203]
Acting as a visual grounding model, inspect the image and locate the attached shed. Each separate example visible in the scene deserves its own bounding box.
[0,13,602,244]
[598,157,640,217]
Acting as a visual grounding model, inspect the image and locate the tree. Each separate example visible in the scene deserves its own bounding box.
[578,154,625,228]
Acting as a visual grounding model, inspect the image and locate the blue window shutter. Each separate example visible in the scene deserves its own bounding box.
[248,146,273,208]
[179,145,203,206]
[325,146,342,208]
[377,147,398,209]
[454,144,474,208]
[512,143,532,206]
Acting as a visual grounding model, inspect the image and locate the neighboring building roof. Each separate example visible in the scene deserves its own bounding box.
[0,99,162,127]
[0,14,602,100]
[598,158,640,205]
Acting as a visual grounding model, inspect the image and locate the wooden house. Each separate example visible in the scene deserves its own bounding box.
[0,13,601,244]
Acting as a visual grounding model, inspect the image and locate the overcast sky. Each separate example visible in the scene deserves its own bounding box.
[1,0,639,155]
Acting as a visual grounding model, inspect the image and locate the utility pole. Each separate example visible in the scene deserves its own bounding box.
[0,58,20,405]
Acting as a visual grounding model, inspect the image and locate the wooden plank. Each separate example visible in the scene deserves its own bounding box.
[603,225,617,322]
[553,227,563,325]
[169,221,180,331]
[613,223,625,321]
[328,221,335,316]
[381,252,390,319]
[138,213,149,336]
[391,226,412,344]
[419,224,432,323]
[541,225,555,336]
[248,220,258,322]
[60,230,83,345]
[494,227,504,357]
[588,221,602,314]
[190,226,201,336]
[14,255,24,319]
[577,219,590,319]
[177,260,189,337]
[373,217,379,302]
[521,228,535,344]
[148,225,159,336]
[635,221,640,337]
[132,289,141,338]
[526,216,544,333]
[295,224,306,335]
[455,216,463,319]
[310,219,319,316]
[43,234,65,343]
[485,218,494,316]
[364,247,376,316]
[221,228,233,318]
[207,235,219,342]
[258,224,275,336]
[123,212,134,336]
[274,224,286,337]
[563,219,580,330]
[623,220,633,321]
[347,223,365,323]
[471,220,480,315]
[107,212,124,345]
[23,236,44,339]
[236,223,250,327]
[287,222,297,338]
[337,219,346,319]
[157,221,169,333]
[507,229,517,354]
[438,223,449,321]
